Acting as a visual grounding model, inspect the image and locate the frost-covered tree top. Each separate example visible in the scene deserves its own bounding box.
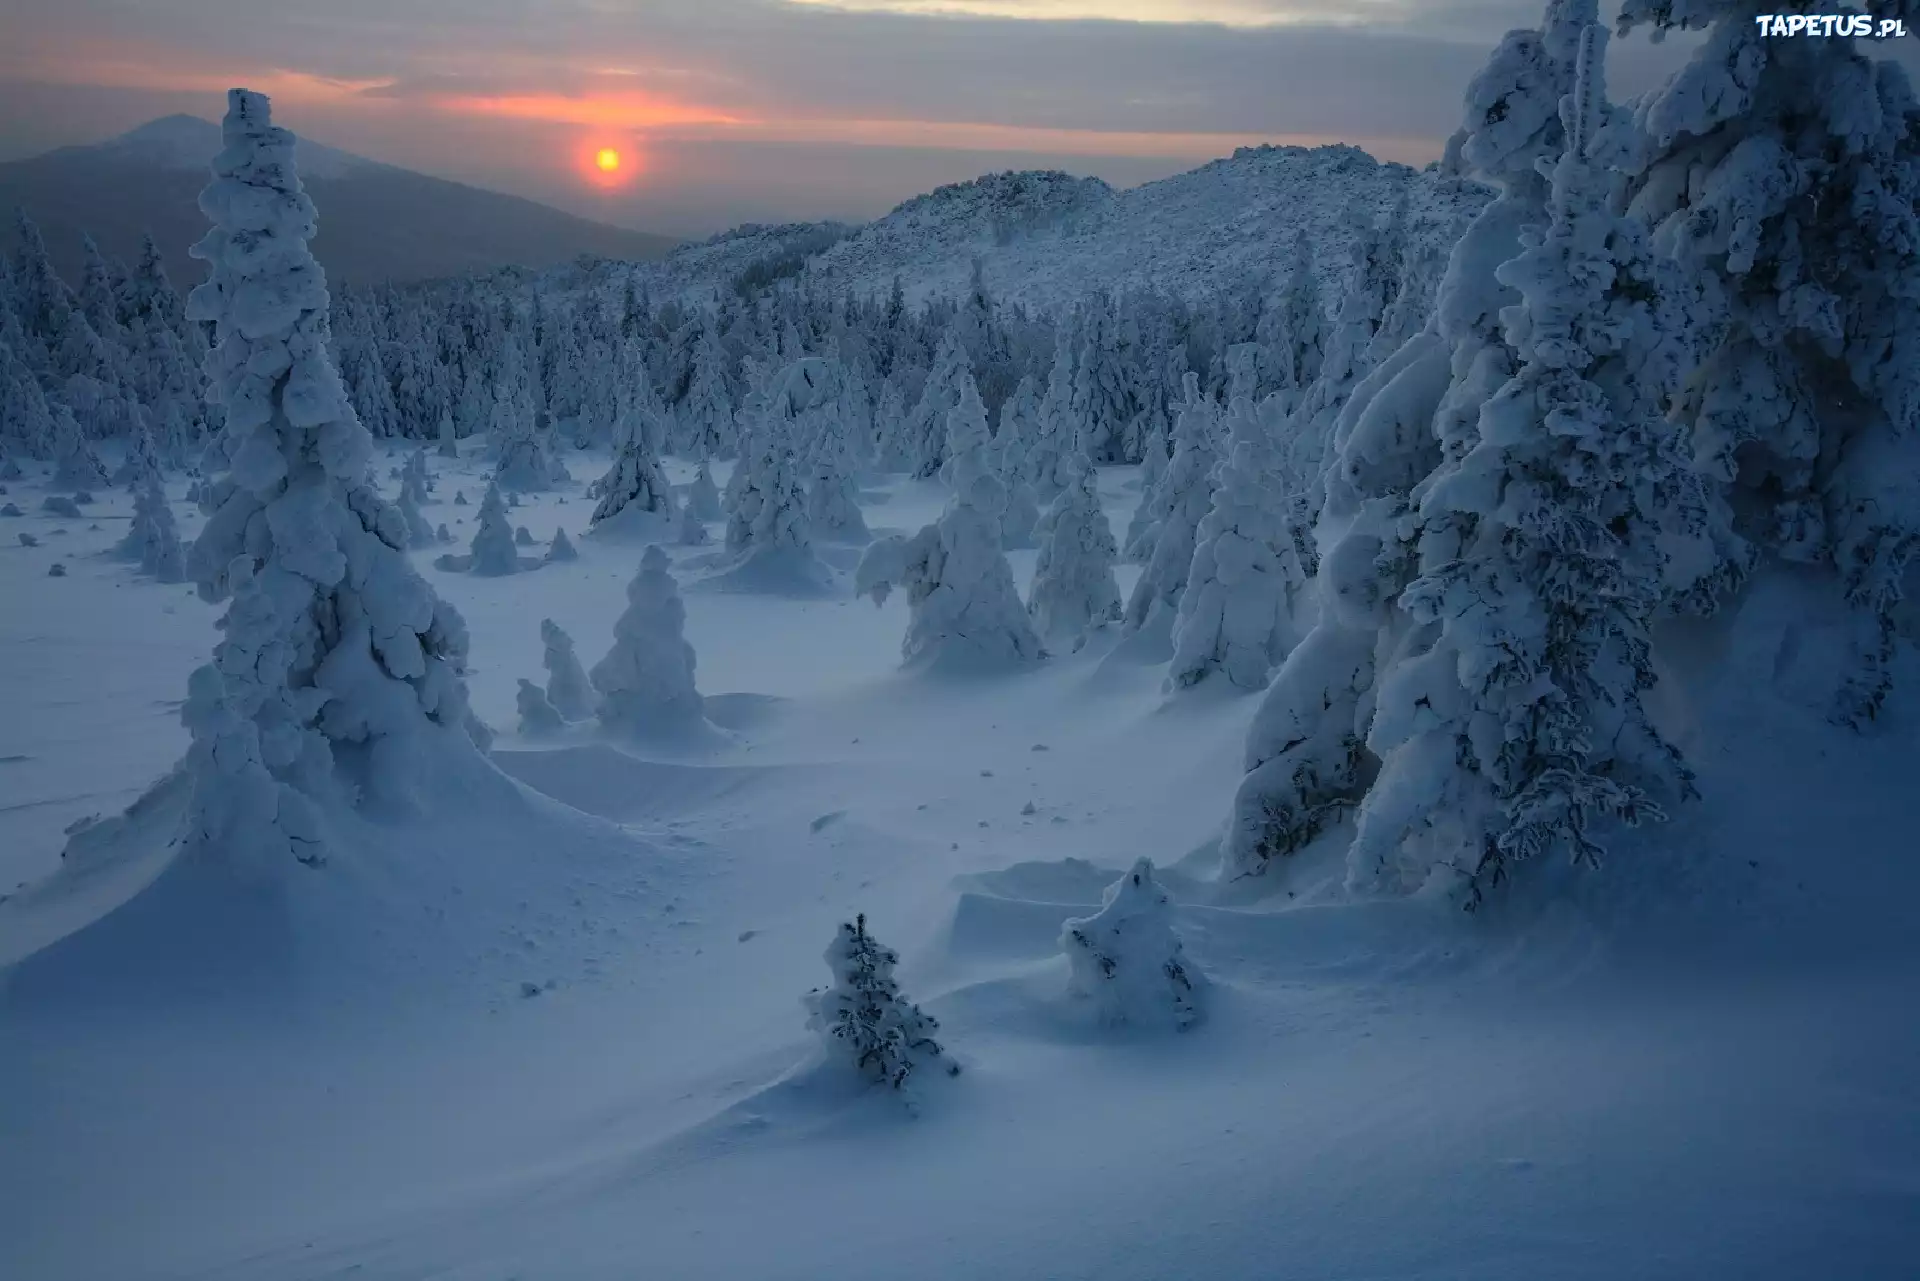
[178,89,477,871]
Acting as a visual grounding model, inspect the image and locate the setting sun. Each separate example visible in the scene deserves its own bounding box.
[595,147,620,172]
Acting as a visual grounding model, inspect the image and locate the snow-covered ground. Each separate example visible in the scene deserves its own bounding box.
[2,445,1917,1281]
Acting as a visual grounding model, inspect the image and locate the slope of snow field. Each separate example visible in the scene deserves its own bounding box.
[0,444,1916,1281]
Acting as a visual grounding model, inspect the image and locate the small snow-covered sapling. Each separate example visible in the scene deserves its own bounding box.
[805,913,959,1091]
[1060,859,1202,1030]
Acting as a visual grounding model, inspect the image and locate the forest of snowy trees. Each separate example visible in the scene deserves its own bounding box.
[4,0,1917,912]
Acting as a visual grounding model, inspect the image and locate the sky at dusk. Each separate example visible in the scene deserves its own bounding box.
[0,1,1721,236]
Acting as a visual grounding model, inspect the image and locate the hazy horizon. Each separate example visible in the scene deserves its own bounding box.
[0,1,1767,237]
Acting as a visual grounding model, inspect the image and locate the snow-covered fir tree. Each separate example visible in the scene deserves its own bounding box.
[687,458,723,522]
[681,325,736,460]
[50,405,109,491]
[492,400,564,493]
[590,545,713,738]
[1255,231,1327,415]
[724,412,815,565]
[805,913,959,1091]
[1071,299,1135,463]
[677,502,711,545]
[118,472,185,582]
[546,526,578,562]
[1167,396,1306,692]
[1123,374,1218,631]
[1346,22,1712,902]
[515,678,564,737]
[177,90,478,871]
[1615,0,1920,725]
[1060,859,1202,1030]
[589,396,676,532]
[397,474,437,548]
[1222,0,1596,883]
[115,416,163,490]
[906,326,975,480]
[857,376,1044,669]
[804,425,870,543]
[468,481,520,575]
[1027,454,1122,652]
[540,618,593,722]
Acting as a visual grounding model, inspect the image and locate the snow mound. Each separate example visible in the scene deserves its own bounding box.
[0,735,671,1011]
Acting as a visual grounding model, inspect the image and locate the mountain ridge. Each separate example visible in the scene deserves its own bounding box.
[0,117,679,288]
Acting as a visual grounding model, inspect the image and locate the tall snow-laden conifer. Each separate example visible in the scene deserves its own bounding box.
[1349,22,1713,903]
[1124,374,1218,632]
[1615,0,1920,724]
[1167,396,1304,692]
[1223,0,1597,883]
[857,380,1044,669]
[1027,454,1122,651]
[179,90,476,871]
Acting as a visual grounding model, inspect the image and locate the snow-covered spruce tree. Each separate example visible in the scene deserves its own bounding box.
[1027,321,1078,502]
[1027,454,1122,652]
[1060,859,1202,1030]
[437,410,458,458]
[872,377,913,473]
[906,326,974,480]
[119,473,186,582]
[857,389,1044,669]
[804,426,870,543]
[938,371,992,488]
[177,89,478,871]
[492,395,563,493]
[1123,374,1219,632]
[590,545,712,738]
[687,458,723,522]
[1167,396,1307,692]
[546,526,578,562]
[1347,23,1715,903]
[397,474,437,548]
[50,405,110,491]
[677,502,711,545]
[1286,196,1409,472]
[589,397,676,532]
[1071,298,1135,463]
[468,481,520,575]
[724,413,817,571]
[1614,0,1920,725]
[540,618,593,722]
[805,913,959,1091]
[1221,0,1597,883]
[115,416,163,490]
[515,678,564,737]
[1000,471,1041,552]
[1255,231,1327,414]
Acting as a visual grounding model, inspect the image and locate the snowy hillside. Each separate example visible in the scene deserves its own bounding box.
[6,5,1920,1280]
[640,145,1487,308]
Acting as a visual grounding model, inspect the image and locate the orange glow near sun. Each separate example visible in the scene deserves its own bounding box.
[576,138,642,191]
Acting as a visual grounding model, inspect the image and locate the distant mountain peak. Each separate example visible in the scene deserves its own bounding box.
[97,114,375,179]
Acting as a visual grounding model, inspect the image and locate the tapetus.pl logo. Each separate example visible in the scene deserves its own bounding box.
[1754,13,1909,36]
